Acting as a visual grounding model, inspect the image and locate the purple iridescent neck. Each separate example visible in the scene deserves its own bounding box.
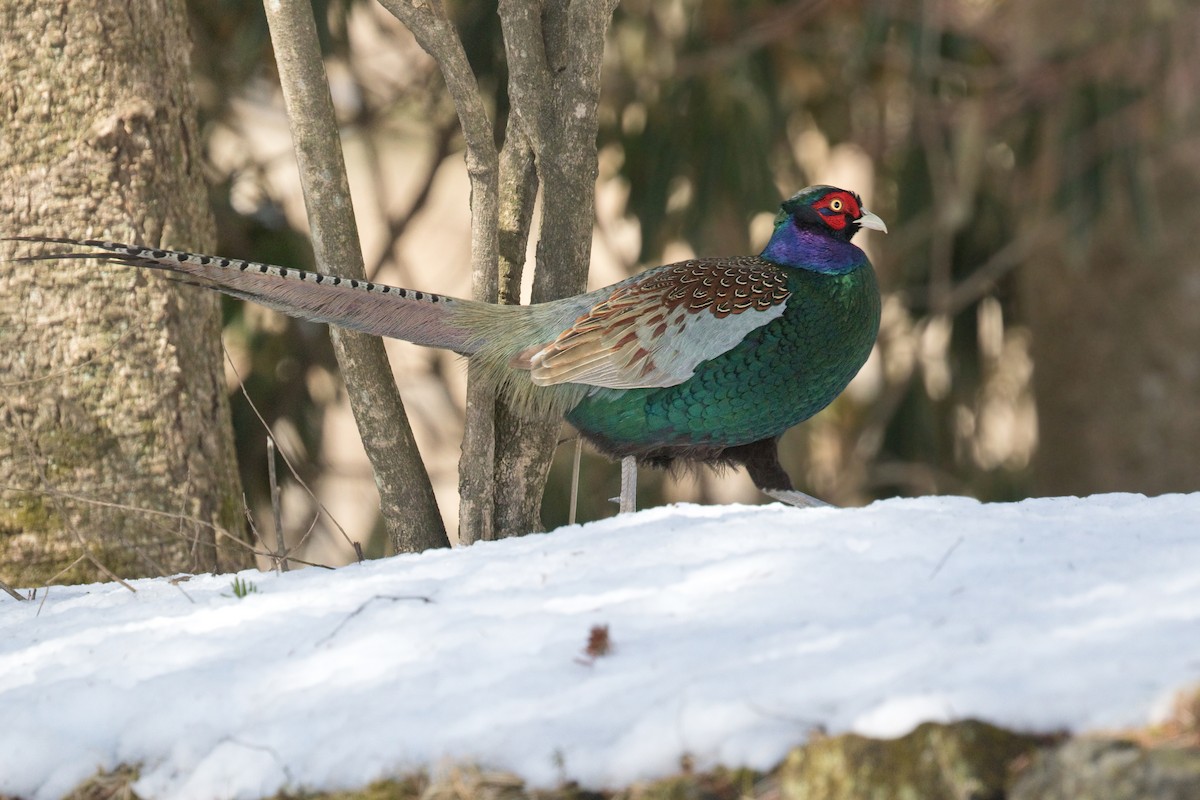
[760,223,867,275]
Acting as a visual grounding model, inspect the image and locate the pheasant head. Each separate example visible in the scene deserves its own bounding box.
[761,185,887,273]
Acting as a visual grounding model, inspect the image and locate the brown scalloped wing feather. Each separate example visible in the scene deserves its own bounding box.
[522,257,790,389]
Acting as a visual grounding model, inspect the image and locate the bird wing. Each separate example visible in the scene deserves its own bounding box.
[518,257,791,389]
[6,238,483,355]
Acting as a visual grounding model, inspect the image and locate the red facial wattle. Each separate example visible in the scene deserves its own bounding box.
[811,190,863,231]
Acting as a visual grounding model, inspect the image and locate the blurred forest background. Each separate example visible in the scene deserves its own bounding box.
[150,0,1199,560]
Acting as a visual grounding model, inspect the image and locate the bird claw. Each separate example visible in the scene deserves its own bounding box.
[762,488,833,508]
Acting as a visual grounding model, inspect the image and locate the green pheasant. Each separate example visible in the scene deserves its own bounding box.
[13,185,884,508]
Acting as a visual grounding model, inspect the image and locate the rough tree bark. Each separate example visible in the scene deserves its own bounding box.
[0,0,250,584]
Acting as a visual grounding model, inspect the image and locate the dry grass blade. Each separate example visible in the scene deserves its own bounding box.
[224,347,361,560]
[0,576,27,601]
[0,483,336,569]
[267,435,289,572]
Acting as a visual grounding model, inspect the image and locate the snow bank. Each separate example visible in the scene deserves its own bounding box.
[1,493,1197,799]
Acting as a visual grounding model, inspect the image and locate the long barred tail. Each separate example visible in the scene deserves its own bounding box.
[5,237,484,355]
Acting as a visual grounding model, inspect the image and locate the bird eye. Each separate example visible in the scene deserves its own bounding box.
[829,198,844,212]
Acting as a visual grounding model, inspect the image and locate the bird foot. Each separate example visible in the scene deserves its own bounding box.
[762,488,833,508]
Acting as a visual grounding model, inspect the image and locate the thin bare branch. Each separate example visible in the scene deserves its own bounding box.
[263,0,449,553]
[0,483,335,569]
[377,0,496,164]
[497,0,553,152]
[312,593,434,648]
[267,436,288,572]
[472,117,540,544]
[224,348,358,554]
[378,0,502,544]
[366,120,458,278]
[942,227,1053,317]
[0,327,139,388]
[496,117,538,306]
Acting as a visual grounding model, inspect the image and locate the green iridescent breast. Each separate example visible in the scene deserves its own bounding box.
[565,262,880,452]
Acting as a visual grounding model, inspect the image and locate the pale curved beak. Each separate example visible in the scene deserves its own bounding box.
[857,210,888,234]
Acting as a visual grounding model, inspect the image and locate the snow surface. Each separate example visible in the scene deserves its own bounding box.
[2,493,1199,800]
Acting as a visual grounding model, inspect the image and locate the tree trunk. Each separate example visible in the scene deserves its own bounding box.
[0,0,250,585]
[381,0,614,542]
[489,0,615,538]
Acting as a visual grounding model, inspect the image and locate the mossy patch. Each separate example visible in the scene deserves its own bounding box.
[0,491,59,537]
[55,723,1200,800]
[777,719,1045,800]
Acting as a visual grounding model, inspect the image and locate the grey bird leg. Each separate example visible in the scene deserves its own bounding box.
[619,456,637,513]
[569,437,583,525]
